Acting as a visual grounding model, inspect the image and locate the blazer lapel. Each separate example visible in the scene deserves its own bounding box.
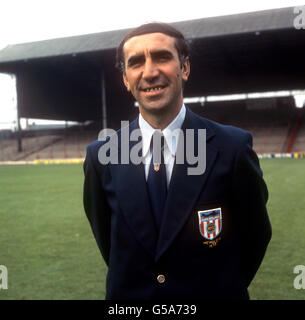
[155,108,218,262]
[115,119,158,257]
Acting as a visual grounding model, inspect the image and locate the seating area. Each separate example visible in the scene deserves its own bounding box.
[0,135,61,161]
[193,97,303,154]
[0,123,99,161]
[24,131,96,161]
[291,123,305,152]
[247,124,290,154]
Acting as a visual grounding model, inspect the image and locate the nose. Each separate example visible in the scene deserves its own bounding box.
[142,59,159,81]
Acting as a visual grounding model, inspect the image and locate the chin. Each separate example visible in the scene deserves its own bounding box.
[141,103,169,115]
[140,97,171,111]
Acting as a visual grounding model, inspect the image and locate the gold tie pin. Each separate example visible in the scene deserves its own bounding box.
[154,164,160,172]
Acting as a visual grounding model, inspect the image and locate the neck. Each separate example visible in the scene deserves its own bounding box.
[141,112,179,130]
[139,102,183,130]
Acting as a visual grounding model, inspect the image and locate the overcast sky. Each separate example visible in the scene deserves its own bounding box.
[0,0,304,129]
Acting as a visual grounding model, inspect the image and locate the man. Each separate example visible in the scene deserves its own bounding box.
[83,22,272,300]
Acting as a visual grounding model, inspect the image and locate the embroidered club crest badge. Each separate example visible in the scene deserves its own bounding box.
[198,208,222,240]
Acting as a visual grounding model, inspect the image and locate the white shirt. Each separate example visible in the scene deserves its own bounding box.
[139,104,186,187]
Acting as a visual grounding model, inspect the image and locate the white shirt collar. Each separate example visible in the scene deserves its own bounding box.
[139,104,186,157]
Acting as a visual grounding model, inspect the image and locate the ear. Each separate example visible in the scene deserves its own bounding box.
[181,57,190,82]
[123,72,131,92]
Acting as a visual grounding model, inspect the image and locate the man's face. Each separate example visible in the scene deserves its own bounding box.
[122,32,190,116]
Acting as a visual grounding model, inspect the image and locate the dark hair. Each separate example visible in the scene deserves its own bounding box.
[116,22,190,72]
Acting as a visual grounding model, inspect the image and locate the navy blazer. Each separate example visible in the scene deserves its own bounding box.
[83,107,272,300]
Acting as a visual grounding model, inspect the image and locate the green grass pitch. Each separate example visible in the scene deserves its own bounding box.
[0,159,304,300]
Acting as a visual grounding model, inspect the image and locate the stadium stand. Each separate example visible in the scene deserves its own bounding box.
[1,8,305,161]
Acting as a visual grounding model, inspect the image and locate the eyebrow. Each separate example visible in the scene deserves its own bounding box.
[126,49,174,67]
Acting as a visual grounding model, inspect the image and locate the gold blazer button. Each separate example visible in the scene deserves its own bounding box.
[157,274,166,284]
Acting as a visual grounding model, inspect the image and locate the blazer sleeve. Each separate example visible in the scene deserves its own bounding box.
[83,144,111,266]
[231,132,272,287]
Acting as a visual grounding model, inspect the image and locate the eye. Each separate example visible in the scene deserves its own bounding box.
[127,56,145,68]
[157,56,169,63]
[152,51,173,63]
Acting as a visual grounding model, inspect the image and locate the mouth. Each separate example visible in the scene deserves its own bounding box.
[141,85,167,94]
